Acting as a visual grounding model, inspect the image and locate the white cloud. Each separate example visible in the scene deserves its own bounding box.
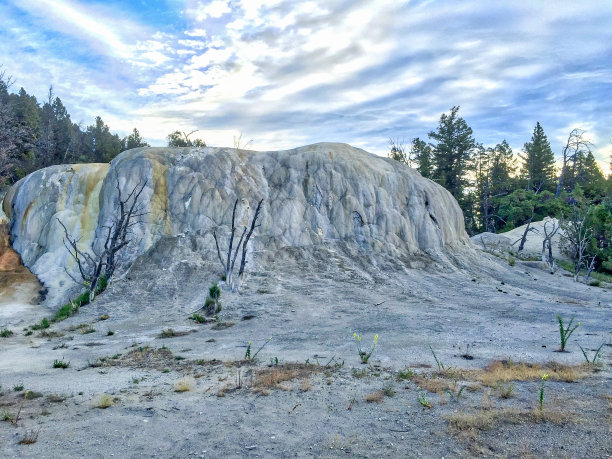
[192,1,231,21]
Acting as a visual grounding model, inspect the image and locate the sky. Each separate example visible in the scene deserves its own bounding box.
[1,0,611,174]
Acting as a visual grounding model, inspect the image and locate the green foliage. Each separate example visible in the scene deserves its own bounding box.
[396,367,415,381]
[354,332,378,364]
[190,313,206,324]
[556,314,579,352]
[538,374,548,410]
[0,329,13,338]
[167,130,206,147]
[520,122,556,192]
[31,318,50,330]
[0,70,149,185]
[53,359,69,369]
[204,282,222,315]
[428,106,476,200]
[578,343,604,364]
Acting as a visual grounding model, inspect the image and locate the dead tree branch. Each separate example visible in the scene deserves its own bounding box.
[58,175,148,301]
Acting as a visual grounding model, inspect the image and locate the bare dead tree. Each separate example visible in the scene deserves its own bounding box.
[560,211,594,281]
[213,198,263,292]
[556,129,593,197]
[237,199,263,286]
[213,199,245,288]
[541,219,560,273]
[58,175,148,301]
[511,213,537,253]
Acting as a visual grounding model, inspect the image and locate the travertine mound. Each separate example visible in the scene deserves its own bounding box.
[471,217,568,261]
[3,143,469,305]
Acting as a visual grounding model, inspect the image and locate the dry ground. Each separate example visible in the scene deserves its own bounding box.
[0,241,610,458]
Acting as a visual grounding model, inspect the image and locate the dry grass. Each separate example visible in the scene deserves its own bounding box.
[300,378,312,392]
[448,407,576,432]
[18,429,39,445]
[411,374,456,394]
[468,360,588,387]
[92,394,114,409]
[365,391,383,403]
[173,376,195,392]
[252,363,315,392]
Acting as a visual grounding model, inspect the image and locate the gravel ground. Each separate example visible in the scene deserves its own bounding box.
[1,240,610,458]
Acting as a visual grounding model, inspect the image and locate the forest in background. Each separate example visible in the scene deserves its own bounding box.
[0,70,610,276]
[389,106,611,276]
[0,69,206,187]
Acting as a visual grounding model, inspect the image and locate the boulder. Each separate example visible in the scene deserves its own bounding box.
[3,143,470,306]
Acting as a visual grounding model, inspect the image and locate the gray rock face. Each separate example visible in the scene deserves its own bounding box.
[3,143,469,306]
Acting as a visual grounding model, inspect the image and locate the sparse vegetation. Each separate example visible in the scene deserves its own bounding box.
[0,328,13,337]
[173,377,195,392]
[578,343,605,364]
[556,314,579,352]
[429,345,446,372]
[93,394,114,409]
[31,318,50,330]
[18,429,39,445]
[396,367,415,380]
[365,391,383,403]
[353,332,378,364]
[190,313,206,324]
[53,359,69,369]
[538,374,548,410]
[417,389,432,408]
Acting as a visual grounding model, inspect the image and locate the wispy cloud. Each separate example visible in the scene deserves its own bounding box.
[1,0,611,173]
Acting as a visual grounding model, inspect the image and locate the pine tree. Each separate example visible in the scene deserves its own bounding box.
[121,128,150,151]
[575,151,606,198]
[410,137,433,178]
[520,122,556,192]
[428,106,476,200]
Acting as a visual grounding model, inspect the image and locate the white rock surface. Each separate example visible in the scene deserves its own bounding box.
[3,143,469,306]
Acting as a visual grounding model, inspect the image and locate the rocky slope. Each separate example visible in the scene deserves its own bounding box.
[3,143,469,306]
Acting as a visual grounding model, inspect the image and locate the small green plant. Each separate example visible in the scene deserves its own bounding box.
[353,332,378,364]
[382,382,395,397]
[0,329,13,338]
[161,328,176,338]
[53,359,70,369]
[31,318,50,330]
[190,313,206,324]
[13,384,24,392]
[429,345,445,372]
[107,330,115,336]
[204,283,222,315]
[396,367,414,381]
[578,343,605,364]
[352,368,367,378]
[417,389,432,408]
[538,374,548,410]
[556,314,579,352]
[248,337,272,361]
[445,385,466,401]
[244,342,251,359]
[508,256,516,266]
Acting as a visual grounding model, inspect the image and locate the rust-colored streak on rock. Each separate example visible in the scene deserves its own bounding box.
[0,222,42,303]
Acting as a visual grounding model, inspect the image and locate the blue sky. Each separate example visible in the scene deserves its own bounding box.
[1,0,611,173]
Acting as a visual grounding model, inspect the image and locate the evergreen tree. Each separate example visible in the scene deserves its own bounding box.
[428,106,476,200]
[388,138,408,165]
[574,151,606,198]
[121,128,150,151]
[410,137,433,178]
[520,122,556,192]
[85,116,122,163]
[167,130,206,147]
